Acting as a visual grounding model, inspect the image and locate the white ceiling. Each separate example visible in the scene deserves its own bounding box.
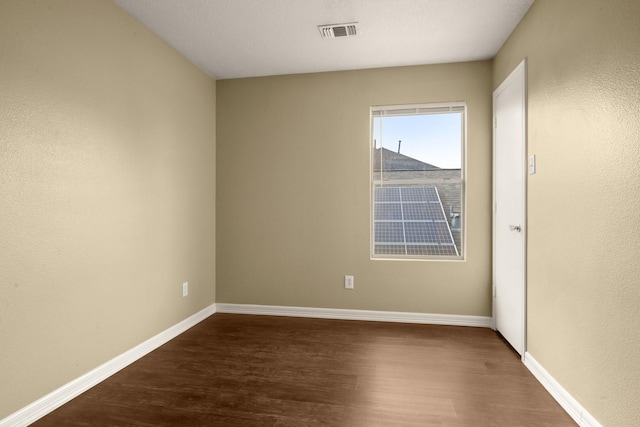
[113,0,534,80]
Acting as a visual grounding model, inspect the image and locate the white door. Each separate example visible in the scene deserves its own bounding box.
[493,60,526,355]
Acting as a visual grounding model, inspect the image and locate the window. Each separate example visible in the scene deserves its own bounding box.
[371,102,465,260]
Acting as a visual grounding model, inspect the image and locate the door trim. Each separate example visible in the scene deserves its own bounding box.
[492,59,527,358]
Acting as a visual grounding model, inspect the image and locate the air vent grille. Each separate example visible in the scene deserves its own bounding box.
[318,22,359,39]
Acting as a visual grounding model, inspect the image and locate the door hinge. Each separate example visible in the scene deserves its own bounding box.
[494,117,497,128]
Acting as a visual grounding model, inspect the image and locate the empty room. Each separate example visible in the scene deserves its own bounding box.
[1,0,638,426]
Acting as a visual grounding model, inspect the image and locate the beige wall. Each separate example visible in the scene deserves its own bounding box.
[0,0,216,418]
[494,1,640,425]
[9,0,636,423]
[217,62,493,316]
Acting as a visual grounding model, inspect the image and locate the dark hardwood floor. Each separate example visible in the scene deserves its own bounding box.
[33,314,576,426]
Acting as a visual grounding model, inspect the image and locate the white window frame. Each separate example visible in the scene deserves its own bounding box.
[370,101,467,261]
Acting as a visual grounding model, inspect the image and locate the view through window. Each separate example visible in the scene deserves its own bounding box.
[371,103,465,260]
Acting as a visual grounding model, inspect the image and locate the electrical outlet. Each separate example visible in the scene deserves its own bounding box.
[182,282,188,297]
[344,275,354,290]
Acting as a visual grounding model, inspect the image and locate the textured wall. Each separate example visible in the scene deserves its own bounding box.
[493,1,640,425]
[217,62,493,316]
[0,0,216,418]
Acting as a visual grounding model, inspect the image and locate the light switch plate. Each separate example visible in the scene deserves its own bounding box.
[529,154,536,175]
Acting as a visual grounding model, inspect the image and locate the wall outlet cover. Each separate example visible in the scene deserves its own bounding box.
[344,276,354,289]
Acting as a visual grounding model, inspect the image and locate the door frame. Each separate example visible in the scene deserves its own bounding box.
[492,59,527,358]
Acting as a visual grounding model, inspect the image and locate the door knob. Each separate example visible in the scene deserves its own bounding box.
[509,224,522,232]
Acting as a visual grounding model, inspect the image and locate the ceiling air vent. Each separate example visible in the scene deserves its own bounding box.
[318,22,359,39]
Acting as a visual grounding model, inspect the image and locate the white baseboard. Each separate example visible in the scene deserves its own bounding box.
[524,352,602,427]
[216,303,493,328]
[3,303,599,427]
[0,304,217,427]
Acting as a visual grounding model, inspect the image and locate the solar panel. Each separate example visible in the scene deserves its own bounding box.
[374,187,401,202]
[374,244,406,255]
[404,222,452,244]
[402,203,445,221]
[373,185,459,257]
[374,203,403,221]
[374,221,404,243]
[400,186,439,203]
[406,245,457,256]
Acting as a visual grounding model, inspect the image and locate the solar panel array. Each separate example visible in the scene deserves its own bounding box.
[373,186,459,257]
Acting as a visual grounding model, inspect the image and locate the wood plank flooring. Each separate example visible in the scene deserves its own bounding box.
[33,314,576,426]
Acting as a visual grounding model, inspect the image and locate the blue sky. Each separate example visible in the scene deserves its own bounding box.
[372,112,462,169]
